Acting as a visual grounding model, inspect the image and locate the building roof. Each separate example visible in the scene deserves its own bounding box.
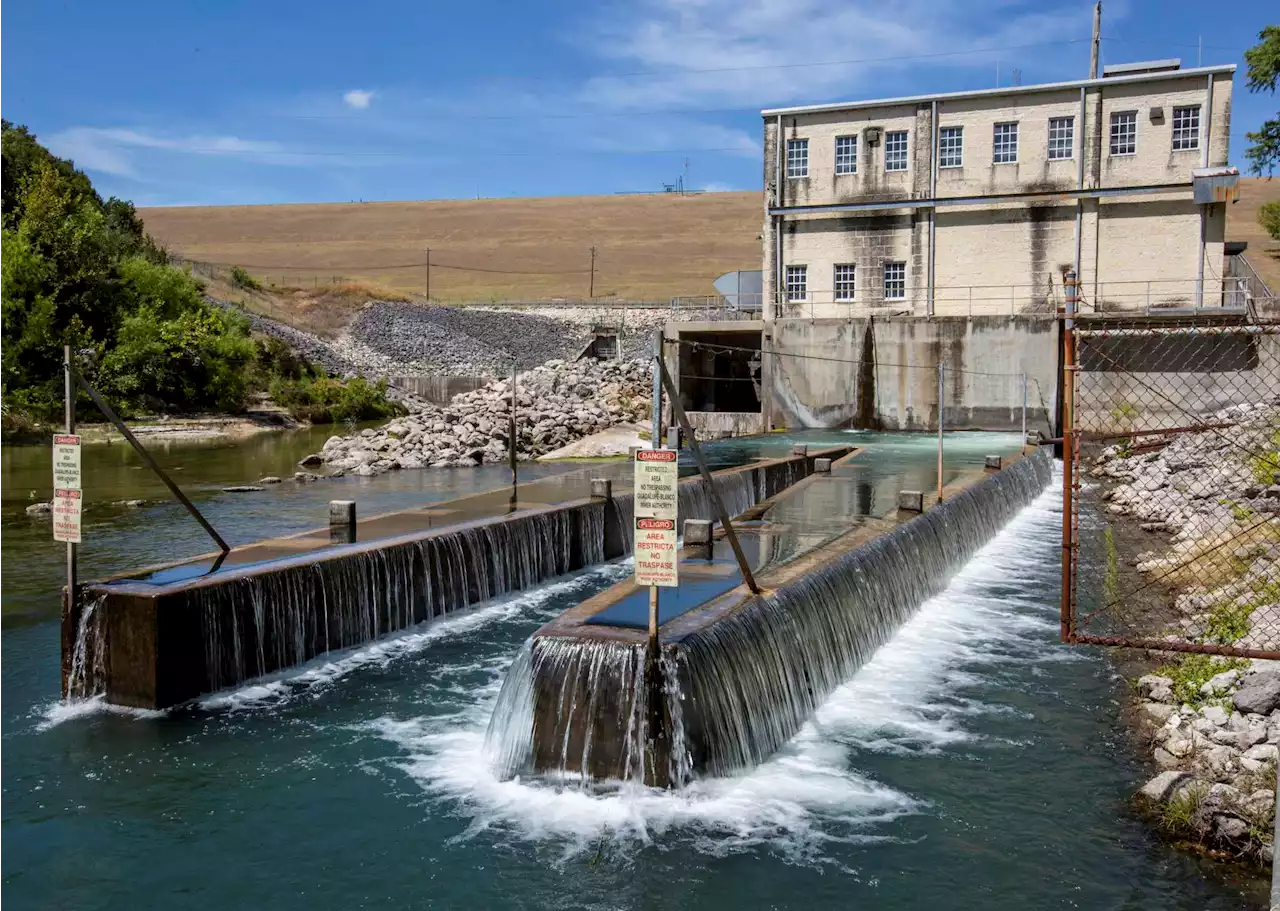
[761,63,1235,118]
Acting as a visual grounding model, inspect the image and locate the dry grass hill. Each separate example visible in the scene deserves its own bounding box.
[140,191,763,303]
[1227,177,1280,293]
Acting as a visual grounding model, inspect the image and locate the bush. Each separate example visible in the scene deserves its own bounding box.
[269,374,403,424]
[230,265,262,291]
[1260,201,1280,242]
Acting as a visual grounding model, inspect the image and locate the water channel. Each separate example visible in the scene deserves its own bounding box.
[1,429,1267,909]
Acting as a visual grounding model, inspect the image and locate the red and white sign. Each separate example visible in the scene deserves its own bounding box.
[634,517,679,587]
[53,434,82,490]
[53,488,82,543]
[634,448,678,520]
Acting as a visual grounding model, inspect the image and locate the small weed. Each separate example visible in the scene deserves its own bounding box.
[1204,599,1253,645]
[1248,427,1280,486]
[1159,783,1208,836]
[1152,654,1251,706]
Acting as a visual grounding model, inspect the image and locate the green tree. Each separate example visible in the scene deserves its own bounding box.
[1244,25,1280,176]
[1261,200,1280,240]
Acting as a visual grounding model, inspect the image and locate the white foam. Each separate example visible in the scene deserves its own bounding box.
[35,695,168,731]
[370,469,1072,863]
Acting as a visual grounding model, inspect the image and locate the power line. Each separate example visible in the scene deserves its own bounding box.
[187,256,590,275]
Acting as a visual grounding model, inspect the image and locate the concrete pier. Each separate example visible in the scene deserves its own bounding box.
[66,448,844,709]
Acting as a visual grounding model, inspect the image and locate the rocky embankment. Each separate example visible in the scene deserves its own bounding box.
[303,358,651,474]
[1091,402,1280,861]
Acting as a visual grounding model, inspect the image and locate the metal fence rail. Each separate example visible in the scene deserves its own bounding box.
[1061,295,1280,658]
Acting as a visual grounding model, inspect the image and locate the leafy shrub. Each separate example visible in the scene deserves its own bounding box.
[1260,200,1280,242]
[230,265,262,291]
[269,374,403,424]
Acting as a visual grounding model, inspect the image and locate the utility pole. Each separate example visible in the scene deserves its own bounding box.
[425,248,431,301]
[589,246,596,299]
[1089,2,1102,79]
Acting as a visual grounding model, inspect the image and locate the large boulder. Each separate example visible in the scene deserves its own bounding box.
[1234,672,1280,716]
[1138,770,1192,802]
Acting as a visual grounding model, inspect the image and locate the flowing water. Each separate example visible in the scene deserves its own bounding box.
[0,430,1267,908]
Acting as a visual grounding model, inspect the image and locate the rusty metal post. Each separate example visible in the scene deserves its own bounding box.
[508,363,518,512]
[1061,269,1079,642]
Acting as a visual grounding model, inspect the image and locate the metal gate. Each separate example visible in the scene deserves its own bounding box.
[1060,279,1280,658]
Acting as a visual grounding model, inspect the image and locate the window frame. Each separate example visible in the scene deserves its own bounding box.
[785,264,808,302]
[834,135,858,175]
[834,263,856,302]
[883,262,906,301]
[1109,110,1137,156]
[1047,116,1074,161]
[938,126,964,169]
[884,130,909,172]
[1171,105,1200,152]
[992,121,1019,164]
[785,138,809,179]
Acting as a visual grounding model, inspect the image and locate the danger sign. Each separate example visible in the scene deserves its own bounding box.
[634,448,678,520]
[634,517,678,587]
[53,434,82,490]
[53,488,82,543]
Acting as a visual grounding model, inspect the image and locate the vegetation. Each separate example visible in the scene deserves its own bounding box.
[1,121,397,430]
[230,265,263,291]
[1153,654,1250,706]
[1260,201,1280,242]
[268,374,402,424]
[1244,26,1280,176]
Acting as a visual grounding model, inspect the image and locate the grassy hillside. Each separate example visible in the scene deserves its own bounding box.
[140,192,763,303]
[1228,177,1280,293]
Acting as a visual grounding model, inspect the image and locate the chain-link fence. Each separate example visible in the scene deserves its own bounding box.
[1064,313,1280,658]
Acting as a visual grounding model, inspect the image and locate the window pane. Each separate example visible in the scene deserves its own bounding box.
[939,126,963,168]
[835,136,857,174]
[1048,117,1074,160]
[993,122,1018,164]
[885,131,908,172]
[785,265,807,301]
[1110,112,1136,155]
[1172,106,1200,151]
[834,264,856,301]
[883,262,905,301]
[786,139,809,178]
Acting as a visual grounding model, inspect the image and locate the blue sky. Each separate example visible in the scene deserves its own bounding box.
[2,0,1276,207]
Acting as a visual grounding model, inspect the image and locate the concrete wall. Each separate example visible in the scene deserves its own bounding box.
[766,315,1059,433]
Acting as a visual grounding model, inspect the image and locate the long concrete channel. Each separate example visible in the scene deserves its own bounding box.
[64,448,839,709]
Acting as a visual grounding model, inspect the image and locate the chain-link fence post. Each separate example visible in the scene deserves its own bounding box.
[1060,269,1078,643]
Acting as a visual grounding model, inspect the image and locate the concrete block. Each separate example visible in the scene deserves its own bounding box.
[590,478,612,499]
[791,444,808,456]
[984,455,1003,470]
[684,519,714,544]
[898,490,924,512]
[329,500,356,526]
[666,427,682,450]
[814,458,832,473]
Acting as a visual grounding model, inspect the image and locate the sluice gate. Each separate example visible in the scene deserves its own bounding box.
[486,447,1053,787]
[66,450,839,709]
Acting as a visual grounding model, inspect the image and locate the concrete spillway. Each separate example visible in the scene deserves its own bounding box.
[486,446,1053,787]
[64,450,835,709]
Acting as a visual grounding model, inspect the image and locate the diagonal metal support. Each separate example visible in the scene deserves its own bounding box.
[76,375,231,553]
[655,357,761,595]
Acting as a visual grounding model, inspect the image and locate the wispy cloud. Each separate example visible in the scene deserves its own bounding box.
[46,127,290,178]
[343,89,375,110]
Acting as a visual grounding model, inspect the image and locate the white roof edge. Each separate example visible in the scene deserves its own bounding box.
[760,63,1236,118]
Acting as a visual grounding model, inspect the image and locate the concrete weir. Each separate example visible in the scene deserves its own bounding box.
[63,450,833,709]
[486,446,1053,787]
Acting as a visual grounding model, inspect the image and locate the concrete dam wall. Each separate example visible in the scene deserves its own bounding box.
[487,447,1054,786]
[66,452,824,710]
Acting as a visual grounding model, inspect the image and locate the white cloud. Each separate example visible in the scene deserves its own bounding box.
[343,90,375,110]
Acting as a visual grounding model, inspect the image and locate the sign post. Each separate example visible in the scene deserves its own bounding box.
[59,345,79,605]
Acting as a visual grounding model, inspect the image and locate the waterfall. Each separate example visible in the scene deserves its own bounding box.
[486,450,1052,786]
[66,595,107,700]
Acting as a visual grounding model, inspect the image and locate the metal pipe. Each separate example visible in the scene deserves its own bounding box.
[63,344,77,613]
[1073,86,1087,285]
[508,363,518,512]
[657,358,760,595]
[936,363,945,503]
[928,99,938,318]
[1060,270,1078,642]
[1196,72,1214,310]
[76,375,230,553]
[1021,372,1028,443]
[774,114,784,317]
[1202,72,1213,169]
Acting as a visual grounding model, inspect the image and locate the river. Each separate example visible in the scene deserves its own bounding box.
[0,429,1268,909]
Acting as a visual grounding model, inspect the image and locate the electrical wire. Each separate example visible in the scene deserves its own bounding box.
[187,257,589,275]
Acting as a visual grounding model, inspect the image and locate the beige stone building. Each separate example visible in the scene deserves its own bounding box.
[761,61,1237,318]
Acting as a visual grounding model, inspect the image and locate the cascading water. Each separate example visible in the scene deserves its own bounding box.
[486,450,1053,786]
[66,595,107,700]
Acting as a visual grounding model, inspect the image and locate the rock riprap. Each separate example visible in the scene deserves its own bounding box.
[306,358,651,474]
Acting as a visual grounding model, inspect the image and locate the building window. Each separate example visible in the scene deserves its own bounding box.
[834,264,856,301]
[993,122,1018,164]
[883,262,906,301]
[1048,116,1074,160]
[785,265,807,301]
[938,126,963,168]
[835,136,857,174]
[1110,111,1137,155]
[786,139,809,178]
[884,130,909,172]
[1172,105,1200,151]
